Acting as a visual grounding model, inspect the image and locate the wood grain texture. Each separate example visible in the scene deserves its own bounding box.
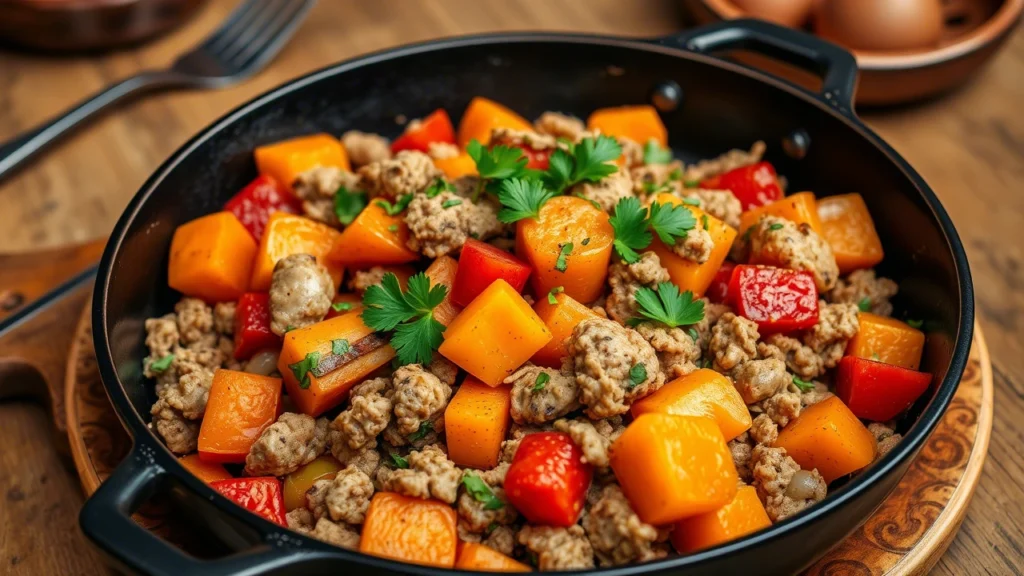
[0,0,1021,574]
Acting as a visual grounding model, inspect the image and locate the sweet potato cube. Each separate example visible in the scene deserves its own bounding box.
[739,191,823,237]
[846,312,925,370]
[433,152,478,180]
[587,105,668,147]
[774,396,877,483]
[254,133,350,192]
[671,485,771,553]
[531,292,599,368]
[457,97,533,148]
[359,492,458,568]
[455,542,531,572]
[277,312,395,416]
[610,413,738,525]
[250,212,343,291]
[198,370,282,463]
[168,212,257,302]
[631,368,752,441]
[328,202,419,267]
[438,280,552,386]
[444,378,512,469]
[817,193,884,273]
[645,194,737,298]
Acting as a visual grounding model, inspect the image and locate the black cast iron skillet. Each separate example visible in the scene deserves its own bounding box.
[79,19,974,576]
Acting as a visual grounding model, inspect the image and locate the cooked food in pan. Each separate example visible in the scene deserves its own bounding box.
[145,97,931,570]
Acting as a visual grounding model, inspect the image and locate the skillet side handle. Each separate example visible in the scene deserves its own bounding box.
[657,18,859,115]
[80,442,316,576]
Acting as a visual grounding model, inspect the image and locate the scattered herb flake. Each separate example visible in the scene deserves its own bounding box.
[331,301,353,313]
[390,453,409,469]
[425,178,455,198]
[334,186,368,225]
[769,223,784,231]
[688,328,700,342]
[442,199,462,209]
[289,351,321,389]
[461,473,504,510]
[547,286,564,305]
[629,282,705,328]
[581,237,591,246]
[628,363,648,388]
[376,193,414,216]
[555,243,574,272]
[149,354,174,373]
[572,192,603,211]
[408,420,434,441]
[701,214,710,231]
[668,168,683,181]
[642,139,673,165]
[684,179,700,188]
[387,224,399,233]
[792,375,815,392]
[533,372,550,391]
[871,352,881,361]
[486,522,499,534]
[907,319,924,329]
[858,297,872,312]
[682,197,701,206]
[332,338,350,356]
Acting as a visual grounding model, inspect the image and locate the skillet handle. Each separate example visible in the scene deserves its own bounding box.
[79,441,317,576]
[658,18,859,114]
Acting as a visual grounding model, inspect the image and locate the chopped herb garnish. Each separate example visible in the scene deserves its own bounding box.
[285,325,297,333]
[467,139,534,200]
[332,338,350,356]
[442,199,463,209]
[701,357,712,369]
[609,196,652,263]
[533,372,550,391]
[425,177,455,198]
[769,223,784,231]
[741,226,754,243]
[461,473,504,510]
[642,139,673,165]
[555,243,573,272]
[907,319,924,329]
[688,328,700,342]
[668,168,683,181]
[684,179,700,188]
[289,351,321,389]
[334,186,368,225]
[581,237,591,246]
[409,420,434,441]
[871,352,881,361]
[858,297,872,312]
[648,201,697,246]
[628,363,648,388]
[547,286,564,305]
[641,180,673,195]
[390,453,409,469]
[486,522,499,534]
[496,178,555,223]
[149,354,174,373]
[701,214,710,231]
[543,135,622,193]
[387,224,399,233]
[376,193,414,216]
[628,282,705,328]
[682,197,701,206]
[362,273,448,365]
[792,375,815,392]
[331,301,353,313]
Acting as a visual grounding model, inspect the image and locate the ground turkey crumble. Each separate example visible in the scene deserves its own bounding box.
[534,111,587,141]
[340,130,391,168]
[682,188,742,229]
[358,150,440,199]
[506,364,580,424]
[330,441,381,479]
[730,358,788,404]
[376,444,461,503]
[672,226,714,263]
[389,364,451,437]
[869,422,903,460]
[553,417,624,468]
[346,266,390,293]
[617,137,644,170]
[633,322,701,379]
[682,141,766,182]
[292,166,363,226]
[829,269,899,316]
[330,377,391,452]
[268,254,334,336]
[605,252,671,324]
[747,216,840,292]
[519,525,595,570]
[583,484,666,566]
[630,161,684,199]
[490,127,559,151]
[404,191,503,258]
[457,477,517,534]
[803,301,859,368]
[708,313,760,373]
[307,466,375,524]
[245,413,329,477]
[569,317,664,418]
[570,167,633,213]
[751,445,826,522]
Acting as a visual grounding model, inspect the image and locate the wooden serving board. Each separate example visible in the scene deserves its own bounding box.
[64,302,992,575]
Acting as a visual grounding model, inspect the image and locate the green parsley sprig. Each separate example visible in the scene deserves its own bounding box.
[467,139,536,200]
[496,178,556,223]
[376,193,413,216]
[361,272,448,365]
[289,351,320,389]
[148,354,174,373]
[544,135,622,193]
[628,282,705,328]
[642,140,673,165]
[647,200,696,245]
[334,186,368,225]
[609,197,696,263]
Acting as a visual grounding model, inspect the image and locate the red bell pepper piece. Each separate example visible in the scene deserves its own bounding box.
[233,292,282,360]
[504,432,592,527]
[451,239,532,307]
[836,356,932,422]
[210,477,287,526]
[512,145,552,170]
[729,265,819,334]
[700,161,783,211]
[391,109,456,154]
[705,261,737,304]
[223,175,301,241]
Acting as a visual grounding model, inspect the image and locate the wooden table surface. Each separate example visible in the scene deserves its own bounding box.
[1,1,1022,574]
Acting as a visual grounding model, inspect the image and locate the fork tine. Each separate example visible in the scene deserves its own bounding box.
[226,0,313,68]
[199,0,277,56]
[211,0,292,62]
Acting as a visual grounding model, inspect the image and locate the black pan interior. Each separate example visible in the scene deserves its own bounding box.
[96,34,970,575]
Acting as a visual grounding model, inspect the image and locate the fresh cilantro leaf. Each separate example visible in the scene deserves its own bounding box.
[533,372,550,391]
[769,223,784,231]
[688,328,700,342]
[376,193,413,216]
[334,186,368,225]
[858,297,872,312]
[387,224,399,233]
[331,301,353,313]
[669,168,683,181]
[403,273,448,312]
[792,375,815,393]
[682,197,701,206]
[582,237,591,246]
[149,354,174,373]
[497,178,556,223]
[555,243,573,273]
[629,282,705,328]
[362,273,417,331]
[425,177,455,198]
[461,473,504,510]
[543,148,574,192]
[442,199,463,209]
[409,420,434,441]
[609,197,652,263]
[701,214,710,231]
[907,319,924,329]
[571,135,621,183]
[648,201,697,246]
[289,351,321,389]
[643,140,673,164]
[547,286,564,305]
[467,139,533,199]
[390,453,409,469]
[391,314,446,365]
[628,363,648,388]
[362,272,449,365]
[332,338,350,356]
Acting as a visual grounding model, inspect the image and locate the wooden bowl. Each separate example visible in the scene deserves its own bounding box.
[684,0,1024,105]
[0,0,208,52]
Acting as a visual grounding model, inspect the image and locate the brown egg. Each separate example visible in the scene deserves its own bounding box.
[730,0,815,28]
[814,0,945,52]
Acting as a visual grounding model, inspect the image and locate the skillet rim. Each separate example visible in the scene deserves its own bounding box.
[90,30,974,575]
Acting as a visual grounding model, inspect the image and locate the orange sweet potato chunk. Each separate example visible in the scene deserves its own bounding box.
[817,193,885,274]
[739,192,824,237]
[444,378,512,469]
[168,212,257,302]
[531,292,599,368]
[455,542,531,572]
[254,133,350,192]
[328,202,419,267]
[360,492,458,568]
[631,368,752,442]
[457,97,533,148]
[178,454,232,484]
[774,396,877,484]
[438,280,552,386]
[434,152,478,180]
[610,413,738,525]
[846,312,925,370]
[671,486,771,553]
[198,370,282,464]
[250,212,343,291]
[645,194,737,298]
[587,105,667,147]
[277,312,395,416]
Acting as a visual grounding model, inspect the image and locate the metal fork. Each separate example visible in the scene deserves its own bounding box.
[0,0,316,185]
